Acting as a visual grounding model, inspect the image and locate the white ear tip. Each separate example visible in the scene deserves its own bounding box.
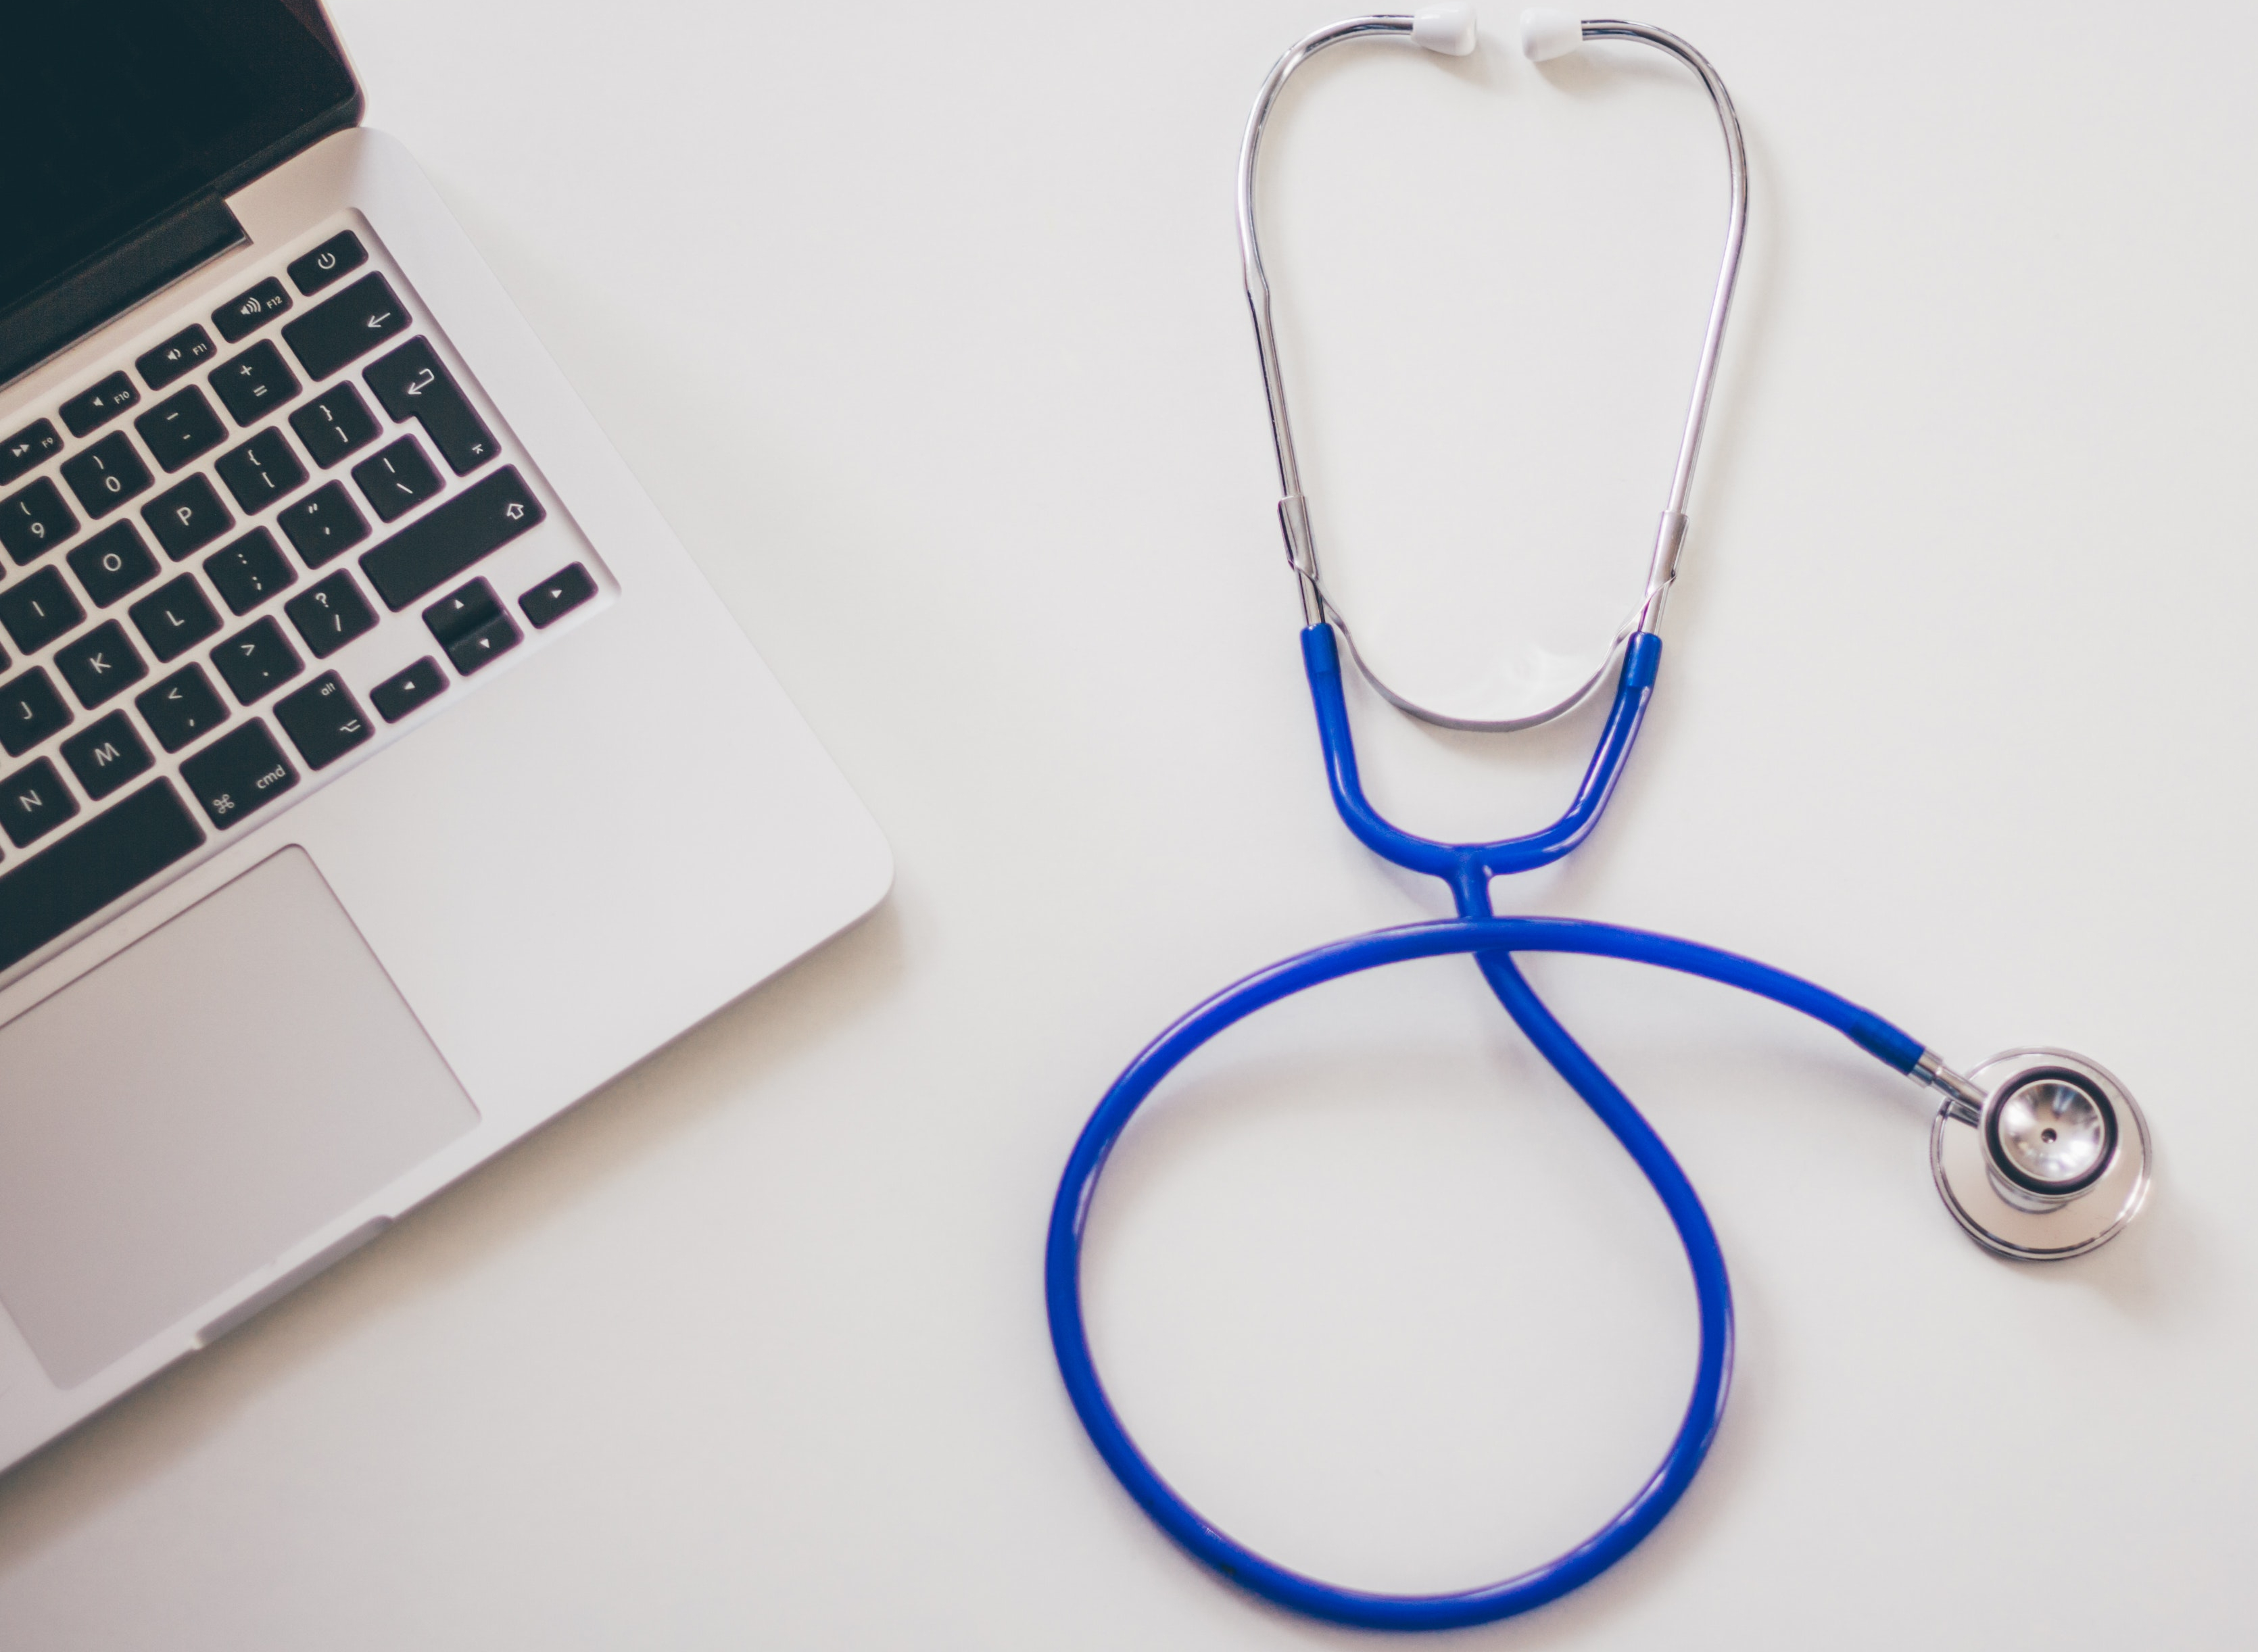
[1519,7,1583,61]
[1410,3,1479,55]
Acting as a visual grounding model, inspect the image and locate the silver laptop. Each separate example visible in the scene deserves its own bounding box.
[0,1,890,1470]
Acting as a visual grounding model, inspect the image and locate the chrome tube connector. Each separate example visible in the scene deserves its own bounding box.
[1911,1050,1987,1125]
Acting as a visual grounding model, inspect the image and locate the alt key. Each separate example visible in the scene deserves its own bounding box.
[274,672,373,770]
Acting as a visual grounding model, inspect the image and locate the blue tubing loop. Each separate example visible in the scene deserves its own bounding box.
[1045,917,1926,1632]
[1302,623,1662,919]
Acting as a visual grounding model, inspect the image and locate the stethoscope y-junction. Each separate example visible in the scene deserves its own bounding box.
[1044,5,2154,1634]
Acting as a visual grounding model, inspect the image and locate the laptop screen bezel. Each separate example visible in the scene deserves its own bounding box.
[0,1,364,389]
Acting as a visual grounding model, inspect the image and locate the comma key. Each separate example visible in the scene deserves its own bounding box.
[178,719,297,830]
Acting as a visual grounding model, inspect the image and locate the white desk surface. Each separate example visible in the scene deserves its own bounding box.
[2,1,2252,1645]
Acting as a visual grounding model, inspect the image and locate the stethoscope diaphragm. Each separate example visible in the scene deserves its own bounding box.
[1931,1050,2151,1260]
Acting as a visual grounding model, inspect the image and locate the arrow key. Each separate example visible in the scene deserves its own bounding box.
[519,562,596,629]
[446,610,521,677]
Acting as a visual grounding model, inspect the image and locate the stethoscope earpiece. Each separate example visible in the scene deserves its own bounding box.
[1929,1051,2151,1261]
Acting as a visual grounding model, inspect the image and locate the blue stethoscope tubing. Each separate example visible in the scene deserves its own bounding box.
[1044,625,1934,1632]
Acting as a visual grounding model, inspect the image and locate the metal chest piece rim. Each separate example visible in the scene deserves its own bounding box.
[1930,1048,2151,1261]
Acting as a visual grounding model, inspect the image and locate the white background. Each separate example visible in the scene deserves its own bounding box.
[1,0,2253,1644]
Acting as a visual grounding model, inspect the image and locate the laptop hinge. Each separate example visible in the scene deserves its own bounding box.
[0,193,248,391]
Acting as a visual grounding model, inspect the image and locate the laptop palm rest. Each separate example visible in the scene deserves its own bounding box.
[0,846,477,1389]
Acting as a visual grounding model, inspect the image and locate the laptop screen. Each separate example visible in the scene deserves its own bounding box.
[0,0,359,382]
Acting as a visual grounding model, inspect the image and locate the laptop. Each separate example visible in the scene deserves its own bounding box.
[0,1,891,1472]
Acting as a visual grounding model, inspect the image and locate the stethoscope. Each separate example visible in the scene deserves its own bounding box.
[1044,5,2155,1634]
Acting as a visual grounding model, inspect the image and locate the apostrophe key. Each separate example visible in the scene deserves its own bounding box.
[277,482,369,568]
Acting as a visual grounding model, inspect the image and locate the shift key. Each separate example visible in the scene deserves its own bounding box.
[358,467,546,610]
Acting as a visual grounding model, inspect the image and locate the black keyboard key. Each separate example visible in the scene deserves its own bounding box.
[180,719,297,829]
[277,481,368,569]
[274,672,372,769]
[53,620,147,709]
[203,527,297,614]
[140,474,235,560]
[364,338,498,475]
[425,577,521,674]
[448,610,520,675]
[128,574,222,662]
[68,522,160,607]
[0,758,79,849]
[59,710,153,802]
[521,562,596,629]
[362,466,543,610]
[0,420,62,487]
[136,324,218,391]
[59,372,139,438]
[211,615,302,704]
[59,433,152,520]
[210,341,302,427]
[212,276,291,343]
[289,383,380,468]
[0,668,70,756]
[214,429,307,514]
[0,477,76,564]
[0,781,204,971]
[133,386,227,472]
[284,570,377,658]
[423,577,499,645]
[352,435,442,523]
[136,664,228,752]
[0,567,84,654]
[287,230,368,297]
[370,657,447,723]
[284,273,411,384]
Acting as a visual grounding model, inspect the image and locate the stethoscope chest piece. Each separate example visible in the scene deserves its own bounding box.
[1931,1050,2151,1261]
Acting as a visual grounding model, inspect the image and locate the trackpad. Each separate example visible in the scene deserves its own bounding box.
[0,848,477,1388]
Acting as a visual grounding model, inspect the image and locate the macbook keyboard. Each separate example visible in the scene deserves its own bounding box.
[0,219,611,981]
